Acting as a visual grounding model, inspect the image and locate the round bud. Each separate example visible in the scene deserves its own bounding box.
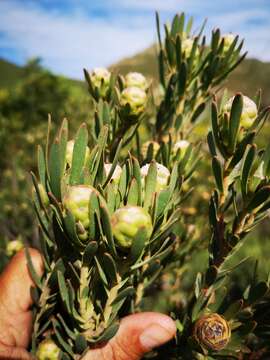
[6,238,24,257]
[193,313,231,351]
[173,140,190,159]
[66,140,90,167]
[223,95,258,129]
[104,163,122,184]
[36,339,60,360]
[125,72,147,90]
[141,163,170,192]
[142,141,160,158]
[63,185,95,230]
[90,67,111,88]
[111,206,152,249]
[120,86,147,115]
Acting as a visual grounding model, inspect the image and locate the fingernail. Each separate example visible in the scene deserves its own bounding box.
[139,319,176,350]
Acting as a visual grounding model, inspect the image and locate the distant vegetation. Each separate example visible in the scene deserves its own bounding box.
[110,46,270,106]
[1,48,270,107]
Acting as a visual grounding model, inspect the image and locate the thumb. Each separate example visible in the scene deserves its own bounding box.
[84,312,176,360]
[0,248,43,349]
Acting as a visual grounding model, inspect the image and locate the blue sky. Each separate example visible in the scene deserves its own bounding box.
[0,0,269,79]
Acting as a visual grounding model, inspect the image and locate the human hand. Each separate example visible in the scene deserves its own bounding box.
[0,249,176,359]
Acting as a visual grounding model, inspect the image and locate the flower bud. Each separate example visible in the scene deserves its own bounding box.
[142,141,160,158]
[141,163,170,192]
[193,313,231,351]
[63,185,96,236]
[182,38,198,58]
[66,140,90,167]
[6,238,24,257]
[125,72,147,90]
[90,67,111,88]
[104,163,122,184]
[223,95,258,129]
[120,86,147,115]
[173,140,190,160]
[222,33,235,52]
[111,206,152,249]
[36,339,60,360]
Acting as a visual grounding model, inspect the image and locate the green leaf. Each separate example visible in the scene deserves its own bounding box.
[69,123,88,185]
[247,186,270,212]
[263,143,270,177]
[75,334,88,354]
[207,131,217,157]
[99,198,117,258]
[224,299,243,320]
[63,210,84,248]
[52,319,74,357]
[102,252,118,285]
[57,270,71,313]
[95,256,108,287]
[130,227,148,263]
[248,281,269,304]
[212,156,224,193]
[96,323,119,343]
[88,191,100,240]
[111,286,135,306]
[132,157,142,205]
[178,62,187,96]
[25,247,42,290]
[127,178,139,206]
[241,144,256,198]
[49,138,62,200]
[82,241,98,265]
[58,118,68,176]
[229,93,243,152]
[37,145,46,187]
[144,161,157,210]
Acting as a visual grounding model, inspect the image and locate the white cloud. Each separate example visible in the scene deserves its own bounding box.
[0,1,155,79]
[0,0,269,79]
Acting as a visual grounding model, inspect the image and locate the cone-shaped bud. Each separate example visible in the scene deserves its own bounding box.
[141,163,170,192]
[90,67,111,88]
[66,140,90,167]
[173,140,190,160]
[224,95,258,129]
[63,185,95,231]
[142,141,160,158]
[104,163,122,184]
[182,38,198,58]
[111,206,152,249]
[125,72,147,90]
[6,238,24,257]
[222,33,235,52]
[193,313,231,351]
[120,86,147,115]
[36,339,60,360]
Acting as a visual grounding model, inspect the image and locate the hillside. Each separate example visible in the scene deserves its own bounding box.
[1,50,270,106]
[0,58,24,89]
[110,46,270,106]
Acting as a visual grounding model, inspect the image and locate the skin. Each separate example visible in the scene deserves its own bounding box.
[0,249,176,359]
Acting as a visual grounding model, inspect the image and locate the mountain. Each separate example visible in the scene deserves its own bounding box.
[110,46,270,106]
[0,58,24,89]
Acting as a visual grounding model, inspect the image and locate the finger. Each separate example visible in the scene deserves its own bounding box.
[0,248,44,349]
[0,345,33,359]
[83,312,176,360]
